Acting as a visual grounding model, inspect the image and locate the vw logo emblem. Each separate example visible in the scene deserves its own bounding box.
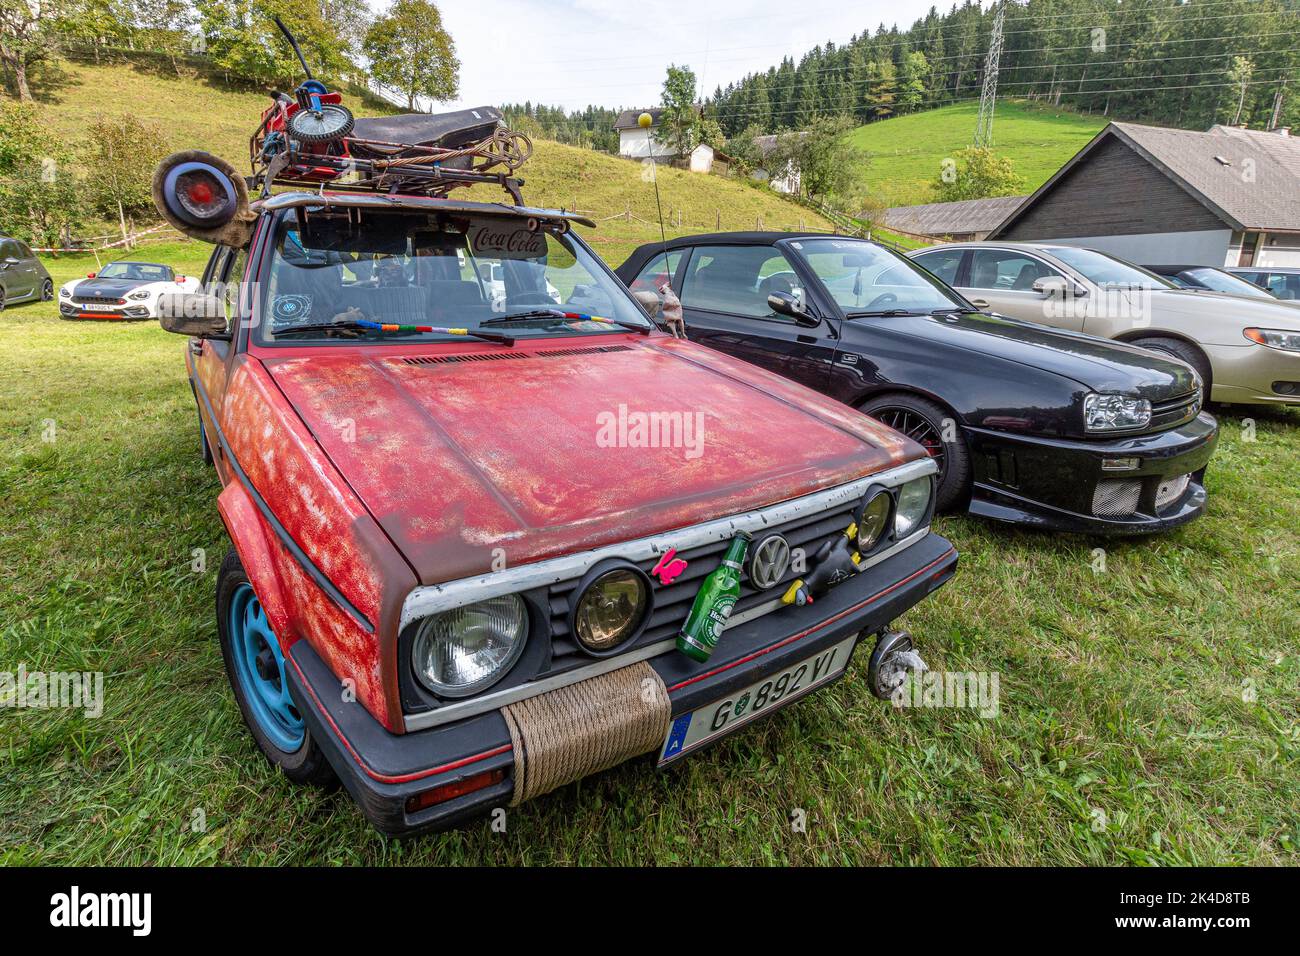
[748,534,791,590]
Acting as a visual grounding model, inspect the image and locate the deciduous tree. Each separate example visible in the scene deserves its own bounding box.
[363,0,458,111]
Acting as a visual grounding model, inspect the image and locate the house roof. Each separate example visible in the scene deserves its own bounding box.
[989,121,1300,237]
[753,131,809,156]
[885,195,1028,237]
[614,108,665,130]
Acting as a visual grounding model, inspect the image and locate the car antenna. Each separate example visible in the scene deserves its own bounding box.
[639,112,683,337]
[271,15,314,80]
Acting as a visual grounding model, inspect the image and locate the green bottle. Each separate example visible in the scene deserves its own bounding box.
[677,532,751,662]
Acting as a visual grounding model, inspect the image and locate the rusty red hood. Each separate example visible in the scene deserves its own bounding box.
[261,335,919,586]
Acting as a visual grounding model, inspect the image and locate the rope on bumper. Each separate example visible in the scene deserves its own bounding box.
[502,662,670,806]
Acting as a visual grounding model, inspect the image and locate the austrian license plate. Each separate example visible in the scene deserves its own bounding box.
[658,635,857,766]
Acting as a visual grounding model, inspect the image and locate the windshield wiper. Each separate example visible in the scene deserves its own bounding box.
[481,308,651,335]
[846,308,925,317]
[271,318,515,346]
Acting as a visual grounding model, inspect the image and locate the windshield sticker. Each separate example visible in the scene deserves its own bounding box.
[272,294,312,322]
[468,224,547,259]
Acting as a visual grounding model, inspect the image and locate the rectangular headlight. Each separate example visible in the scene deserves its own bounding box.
[1084,393,1152,432]
[1244,328,1300,352]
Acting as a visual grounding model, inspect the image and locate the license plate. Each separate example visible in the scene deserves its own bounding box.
[658,635,857,766]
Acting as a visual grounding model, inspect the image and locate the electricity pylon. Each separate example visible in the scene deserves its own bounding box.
[974,1,1008,148]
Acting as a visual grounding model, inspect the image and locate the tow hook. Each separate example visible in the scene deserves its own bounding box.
[867,629,927,700]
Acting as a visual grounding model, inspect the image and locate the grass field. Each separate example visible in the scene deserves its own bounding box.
[849,100,1109,208]
[1,243,1297,866]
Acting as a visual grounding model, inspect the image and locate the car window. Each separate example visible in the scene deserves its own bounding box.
[912,248,964,285]
[627,250,683,293]
[15,241,34,259]
[679,245,803,319]
[795,238,965,313]
[0,240,18,259]
[258,209,650,343]
[1263,273,1300,300]
[1048,247,1173,289]
[1181,267,1271,298]
[967,249,1063,291]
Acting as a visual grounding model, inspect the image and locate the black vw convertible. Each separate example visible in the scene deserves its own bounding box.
[616,233,1219,534]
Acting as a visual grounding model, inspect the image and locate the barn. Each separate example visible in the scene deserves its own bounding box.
[987,121,1300,269]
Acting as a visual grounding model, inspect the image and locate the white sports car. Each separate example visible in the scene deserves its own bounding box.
[59,260,199,321]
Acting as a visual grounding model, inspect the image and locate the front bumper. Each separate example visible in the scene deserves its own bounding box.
[59,301,153,321]
[964,412,1219,534]
[286,531,957,837]
[1204,342,1300,406]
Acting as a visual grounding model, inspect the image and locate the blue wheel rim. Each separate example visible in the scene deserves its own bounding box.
[228,583,304,752]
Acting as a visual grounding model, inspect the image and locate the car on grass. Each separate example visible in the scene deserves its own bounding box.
[616,232,1219,534]
[909,242,1300,407]
[0,236,53,310]
[155,178,958,837]
[58,259,199,321]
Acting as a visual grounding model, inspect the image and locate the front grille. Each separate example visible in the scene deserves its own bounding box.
[1149,388,1202,431]
[1093,479,1141,518]
[72,295,124,305]
[1155,473,1190,510]
[543,502,866,677]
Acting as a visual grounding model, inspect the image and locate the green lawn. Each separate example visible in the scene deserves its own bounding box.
[850,100,1108,208]
[1,244,1296,864]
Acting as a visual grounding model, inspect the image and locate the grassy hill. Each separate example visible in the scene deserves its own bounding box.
[848,99,1108,209]
[13,58,843,267]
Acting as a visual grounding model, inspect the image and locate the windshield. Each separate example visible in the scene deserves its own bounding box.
[1181,267,1272,298]
[792,237,966,313]
[257,209,651,343]
[1049,248,1175,290]
[99,262,172,281]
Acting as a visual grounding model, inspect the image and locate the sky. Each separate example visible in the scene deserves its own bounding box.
[389,0,983,114]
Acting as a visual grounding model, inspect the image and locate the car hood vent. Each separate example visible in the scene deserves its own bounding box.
[403,352,530,365]
[402,344,633,366]
[534,345,634,357]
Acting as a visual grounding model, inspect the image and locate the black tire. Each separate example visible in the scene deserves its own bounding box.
[1129,336,1213,396]
[287,104,355,144]
[216,549,336,787]
[0,287,6,312]
[41,278,54,301]
[860,393,971,513]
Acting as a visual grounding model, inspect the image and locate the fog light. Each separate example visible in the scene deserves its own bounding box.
[855,489,892,552]
[573,565,649,652]
[1101,457,1141,471]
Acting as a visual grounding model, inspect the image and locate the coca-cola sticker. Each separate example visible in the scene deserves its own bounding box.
[468,223,547,259]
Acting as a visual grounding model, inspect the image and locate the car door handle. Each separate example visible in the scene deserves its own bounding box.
[968,297,990,309]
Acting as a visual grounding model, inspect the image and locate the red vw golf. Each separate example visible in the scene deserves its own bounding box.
[153,138,956,836]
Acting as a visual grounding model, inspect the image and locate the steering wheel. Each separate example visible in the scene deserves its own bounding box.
[864,292,898,310]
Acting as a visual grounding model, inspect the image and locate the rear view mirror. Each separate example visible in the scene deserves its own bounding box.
[158,293,231,339]
[768,291,818,327]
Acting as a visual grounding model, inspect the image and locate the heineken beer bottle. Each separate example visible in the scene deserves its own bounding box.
[677,532,751,662]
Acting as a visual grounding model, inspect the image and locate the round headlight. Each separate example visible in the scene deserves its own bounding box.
[856,489,893,552]
[573,566,649,653]
[894,476,932,538]
[412,594,528,697]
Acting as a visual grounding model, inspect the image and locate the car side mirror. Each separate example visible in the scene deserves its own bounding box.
[158,293,231,339]
[1033,276,1087,299]
[3,257,19,265]
[767,291,818,327]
